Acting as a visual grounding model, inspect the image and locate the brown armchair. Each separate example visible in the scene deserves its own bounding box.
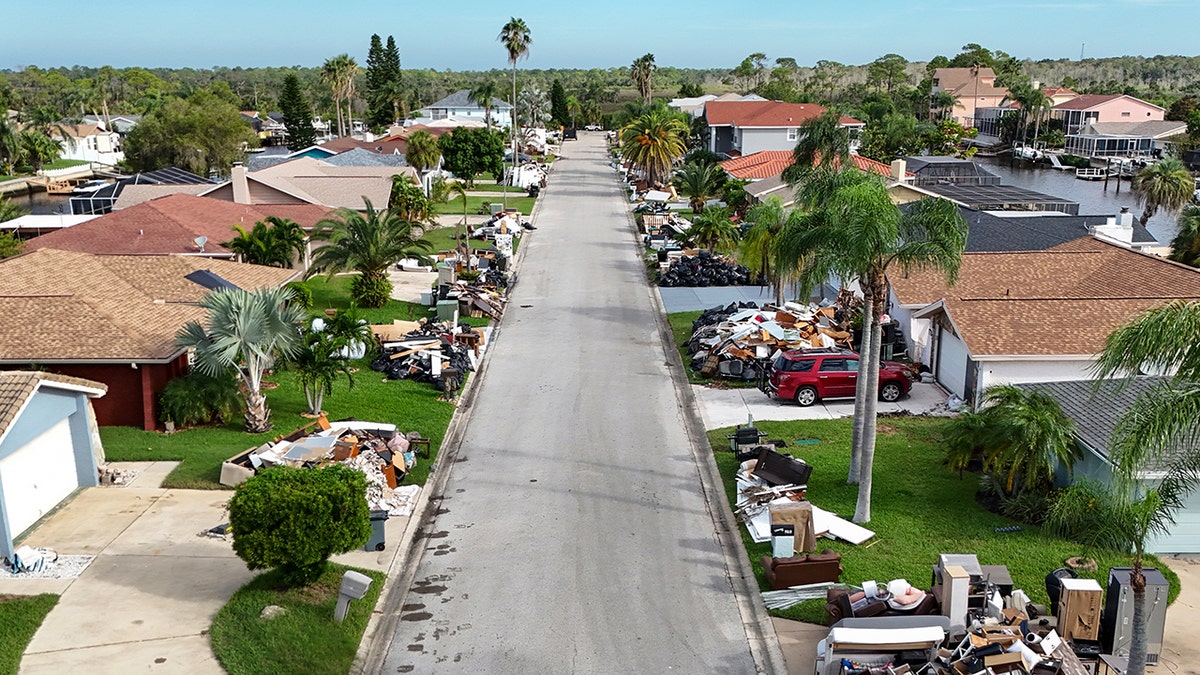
[759,549,843,590]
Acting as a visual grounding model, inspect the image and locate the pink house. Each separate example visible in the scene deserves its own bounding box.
[931,68,1010,129]
[1052,94,1164,135]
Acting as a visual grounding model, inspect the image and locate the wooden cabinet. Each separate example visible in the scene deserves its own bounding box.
[1058,577,1103,641]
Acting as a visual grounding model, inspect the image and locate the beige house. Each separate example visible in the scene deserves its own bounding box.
[931,68,1010,129]
[200,157,419,210]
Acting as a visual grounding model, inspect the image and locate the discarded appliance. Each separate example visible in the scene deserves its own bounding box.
[369,319,486,392]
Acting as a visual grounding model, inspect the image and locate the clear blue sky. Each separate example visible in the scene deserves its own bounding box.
[5,0,1197,71]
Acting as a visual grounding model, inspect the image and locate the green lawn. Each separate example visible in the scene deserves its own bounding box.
[709,417,1181,624]
[101,275,470,489]
[463,184,526,194]
[422,226,520,256]
[432,195,535,216]
[0,594,57,674]
[43,159,89,170]
[209,564,383,675]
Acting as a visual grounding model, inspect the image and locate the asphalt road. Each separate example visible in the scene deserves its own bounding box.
[380,134,758,673]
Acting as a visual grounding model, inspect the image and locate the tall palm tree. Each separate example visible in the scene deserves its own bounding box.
[1168,204,1200,268]
[225,216,307,268]
[620,108,689,187]
[673,161,725,213]
[1132,158,1194,228]
[404,129,441,173]
[499,17,532,209]
[740,196,800,305]
[175,286,305,433]
[630,53,656,105]
[1093,300,1200,675]
[469,81,500,131]
[777,170,968,522]
[566,95,581,129]
[780,109,853,185]
[322,55,358,137]
[307,198,434,308]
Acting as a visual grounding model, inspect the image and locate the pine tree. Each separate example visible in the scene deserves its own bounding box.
[366,35,403,130]
[279,74,317,150]
[550,79,569,128]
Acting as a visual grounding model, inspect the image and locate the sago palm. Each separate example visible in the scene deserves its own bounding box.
[970,385,1080,495]
[686,207,739,253]
[175,286,305,433]
[1132,158,1194,228]
[291,330,355,416]
[308,198,434,307]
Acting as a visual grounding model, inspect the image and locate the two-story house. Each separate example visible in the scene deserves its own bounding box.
[415,90,513,129]
[931,67,1010,129]
[702,100,863,156]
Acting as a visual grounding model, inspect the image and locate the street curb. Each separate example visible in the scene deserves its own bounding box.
[618,173,789,672]
[352,157,550,674]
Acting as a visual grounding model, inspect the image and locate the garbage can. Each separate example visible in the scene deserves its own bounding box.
[365,510,389,551]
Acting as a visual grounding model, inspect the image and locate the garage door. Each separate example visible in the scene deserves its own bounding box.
[1149,490,1200,554]
[0,418,78,537]
[936,327,969,399]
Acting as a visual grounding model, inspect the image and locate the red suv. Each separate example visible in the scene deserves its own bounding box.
[766,348,914,406]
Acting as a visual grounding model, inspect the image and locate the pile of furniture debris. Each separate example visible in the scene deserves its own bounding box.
[219,416,427,517]
[369,319,485,395]
[657,250,751,287]
[686,297,859,381]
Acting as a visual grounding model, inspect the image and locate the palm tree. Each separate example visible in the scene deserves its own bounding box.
[225,217,307,268]
[469,81,500,131]
[17,130,61,173]
[307,198,434,308]
[777,170,968,522]
[566,95,581,129]
[740,196,800,305]
[1132,158,1194,228]
[404,129,441,173]
[517,86,550,130]
[930,91,958,121]
[322,55,358,137]
[780,110,854,185]
[1087,302,1200,675]
[1168,204,1200,268]
[685,207,739,253]
[946,385,1080,495]
[0,119,23,176]
[0,195,26,224]
[499,17,532,209]
[620,108,689,187]
[673,161,726,213]
[630,53,656,105]
[175,286,305,433]
[291,330,356,416]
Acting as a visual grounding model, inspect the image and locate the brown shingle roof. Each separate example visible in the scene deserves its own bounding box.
[0,249,298,362]
[25,194,331,256]
[893,239,1200,356]
[0,371,106,442]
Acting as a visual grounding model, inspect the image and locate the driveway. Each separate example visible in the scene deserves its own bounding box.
[694,381,953,429]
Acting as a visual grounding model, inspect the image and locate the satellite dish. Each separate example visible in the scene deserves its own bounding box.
[193,235,208,251]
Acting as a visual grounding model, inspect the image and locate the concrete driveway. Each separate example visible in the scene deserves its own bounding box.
[694,380,953,429]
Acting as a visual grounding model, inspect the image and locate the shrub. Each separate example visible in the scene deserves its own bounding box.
[286,281,313,309]
[158,370,241,428]
[229,465,371,586]
[350,273,393,308]
[1046,480,1129,551]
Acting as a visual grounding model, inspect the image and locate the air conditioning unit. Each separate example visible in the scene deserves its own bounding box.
[1103,567,1169,665]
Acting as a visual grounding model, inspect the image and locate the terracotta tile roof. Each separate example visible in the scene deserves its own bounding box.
[0,371,106,441]
[720,151,794,179]
[892,239,1200,356]
[840,115,865,126]
[0,249,298,362]
[25,195,331,256]
[705,100,836,128]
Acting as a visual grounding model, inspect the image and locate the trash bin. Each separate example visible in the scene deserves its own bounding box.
[365,510,389,551]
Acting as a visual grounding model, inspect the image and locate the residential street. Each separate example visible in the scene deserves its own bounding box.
[380,133,759,672]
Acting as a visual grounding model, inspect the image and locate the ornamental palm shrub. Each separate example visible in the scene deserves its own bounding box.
[158,370,241,428]
[229,465,371,586]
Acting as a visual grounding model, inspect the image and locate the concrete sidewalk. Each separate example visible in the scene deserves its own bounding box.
[2,462,411,673]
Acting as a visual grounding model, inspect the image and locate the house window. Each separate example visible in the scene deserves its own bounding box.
[787,128,798,141]
[1121,111,1131,117]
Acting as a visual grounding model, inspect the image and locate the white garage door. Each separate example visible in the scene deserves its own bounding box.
[936,328,969,399]
[0,418,78,538]
[1149,490,1200,554]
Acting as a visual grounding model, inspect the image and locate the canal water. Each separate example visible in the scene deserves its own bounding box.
[976,156,1178,245]
[14,189,73,216]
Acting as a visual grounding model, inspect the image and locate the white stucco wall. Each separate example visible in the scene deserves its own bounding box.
[975,358,1097,394]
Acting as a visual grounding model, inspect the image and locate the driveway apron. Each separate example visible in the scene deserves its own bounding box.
[381,134,757,672]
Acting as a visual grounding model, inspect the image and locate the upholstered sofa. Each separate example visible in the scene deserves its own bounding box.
[759,549,843,590]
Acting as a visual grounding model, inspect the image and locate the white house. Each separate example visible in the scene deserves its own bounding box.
[53,124,124,166]
[887,237,1200,404]
[415,90,512,130]
[703,100,863,156]
[0,371,107,562]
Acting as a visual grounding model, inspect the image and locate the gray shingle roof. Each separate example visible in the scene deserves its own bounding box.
[959,207,1158,252]
[426,89,511,110]
[1015,378,1168,460]
[323,148,408,168]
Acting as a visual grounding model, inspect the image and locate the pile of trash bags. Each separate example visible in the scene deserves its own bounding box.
[369,320,478,394]
[658,250,751,287]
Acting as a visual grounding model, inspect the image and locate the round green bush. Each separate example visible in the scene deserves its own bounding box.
[229,465,371,586]
[158,370,241,427]
[350,273,393,308]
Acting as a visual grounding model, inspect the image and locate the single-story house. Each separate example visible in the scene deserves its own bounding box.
[70,167,215,215]
[1017,378,1200,554]
[199,159,417,211]
[703,100,863,156]
[0,249,299,430]
[0,371,107,562]
[722,151,909,207]
[415,89,512,129]
[887,236,1200,404]
[28,194,330,258]
[1065,120,1188,158]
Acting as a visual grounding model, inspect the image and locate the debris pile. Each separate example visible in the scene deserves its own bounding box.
[657,250,750,287]
[98,465,140,486]
[369,319,484,394]
[685,299,858,381]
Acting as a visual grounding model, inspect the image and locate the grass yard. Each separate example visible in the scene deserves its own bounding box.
[708,417,1181,624]
[432,195,535,216]
[101,275,470,489]
[422,226,521,256]
[0,594,57,674]
[464,184,526,194]
[209,564,383,675]
[43,159,89,170]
